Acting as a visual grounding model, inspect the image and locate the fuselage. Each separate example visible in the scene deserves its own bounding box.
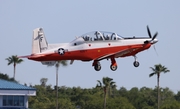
[28,36,155,62]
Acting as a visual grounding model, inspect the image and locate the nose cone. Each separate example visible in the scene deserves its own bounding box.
[151,39,158,44]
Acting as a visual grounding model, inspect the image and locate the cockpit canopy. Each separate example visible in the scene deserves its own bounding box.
[81,31,123,41]
[70,31,124,46]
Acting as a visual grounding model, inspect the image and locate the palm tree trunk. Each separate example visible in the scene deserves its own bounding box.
[157,74,160,109]
[13,63,16,79]
[56,67,58,109]
[104,88,106,109]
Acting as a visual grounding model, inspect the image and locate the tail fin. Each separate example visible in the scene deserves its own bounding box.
[32,28,48,54]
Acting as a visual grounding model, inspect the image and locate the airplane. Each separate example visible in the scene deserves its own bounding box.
[19,26,158,71]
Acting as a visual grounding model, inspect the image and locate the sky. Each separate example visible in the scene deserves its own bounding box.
[0,1,180,93]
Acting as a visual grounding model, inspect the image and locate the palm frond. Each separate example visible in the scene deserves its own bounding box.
[97,80,102,87]
[149,72,155,77]
[149,64,170,77]
[164,69,170,73]
[150,67,156,72]
[96,82,103,90]
[96,84,101,88]
[6,55,23,65]
[110,81,115,86]
[111,84,117,89]
[17,59,23,63]
[162,65,170,73]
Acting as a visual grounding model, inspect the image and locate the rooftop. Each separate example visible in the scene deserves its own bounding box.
[0,79,36,90]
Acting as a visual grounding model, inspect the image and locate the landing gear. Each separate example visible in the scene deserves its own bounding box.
[133,61,140,67]
[133,56,140,67]
[93,61,101,71]
[110,57,117,71]
[110,64,117,71]
[92,57,118,71]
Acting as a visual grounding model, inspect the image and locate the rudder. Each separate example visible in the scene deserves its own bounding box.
[32,28,48,54]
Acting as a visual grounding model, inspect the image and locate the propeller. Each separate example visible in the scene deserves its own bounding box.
[146,26,159,56]
[145,26,158,43]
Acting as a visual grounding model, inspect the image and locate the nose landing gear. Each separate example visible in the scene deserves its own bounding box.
[133,56,140,67]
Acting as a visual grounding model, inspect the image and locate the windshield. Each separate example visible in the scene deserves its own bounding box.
[81,31,123,41]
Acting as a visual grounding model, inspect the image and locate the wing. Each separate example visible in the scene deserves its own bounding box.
[94,45,142,61]
[18,53,53,59]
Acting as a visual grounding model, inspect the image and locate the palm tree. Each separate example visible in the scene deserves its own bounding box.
[55,60,68,109]
[96,77,116,109]
[5,55,23,79]
[149,64,170,109]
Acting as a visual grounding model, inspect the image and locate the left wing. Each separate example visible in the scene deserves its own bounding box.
[18,53,53,59]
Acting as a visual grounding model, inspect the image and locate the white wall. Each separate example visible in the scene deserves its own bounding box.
[0,90,36,96]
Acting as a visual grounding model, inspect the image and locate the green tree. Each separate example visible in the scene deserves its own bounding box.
[118,87,128,97]
[108,97,135,109]
[149,64,170,109]
[174,91,180,102]
[139,87,156,109]
[54,61,68,109]
[28,83,180,109]
[0,73,17,82]
[96,77,116,109]
[40,78,48,87]
[5,55,23,79]
[127,87,143,108]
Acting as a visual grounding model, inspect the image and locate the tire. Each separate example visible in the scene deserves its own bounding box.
[110,65,117,71]
[94,62,101,71]
[133,61,140,67]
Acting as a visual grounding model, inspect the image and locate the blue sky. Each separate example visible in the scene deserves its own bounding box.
[1,1,180,92]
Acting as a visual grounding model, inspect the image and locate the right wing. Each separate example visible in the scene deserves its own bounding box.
[94,45,142,61]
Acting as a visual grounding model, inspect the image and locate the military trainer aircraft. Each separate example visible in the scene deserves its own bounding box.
[19,26,158,71]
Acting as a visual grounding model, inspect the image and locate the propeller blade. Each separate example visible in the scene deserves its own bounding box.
[153,45,158,56]
[147,26,152,38]
[152,32,158,41]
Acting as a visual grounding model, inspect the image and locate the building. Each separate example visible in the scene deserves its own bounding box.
[0,79,36,109]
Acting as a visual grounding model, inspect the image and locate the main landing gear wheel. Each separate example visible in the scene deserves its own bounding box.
[133,61,140,67]
[110,65,117,71]
[94,62,101,71]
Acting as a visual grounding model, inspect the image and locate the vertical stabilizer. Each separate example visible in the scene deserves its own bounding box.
[32,28,48,54]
